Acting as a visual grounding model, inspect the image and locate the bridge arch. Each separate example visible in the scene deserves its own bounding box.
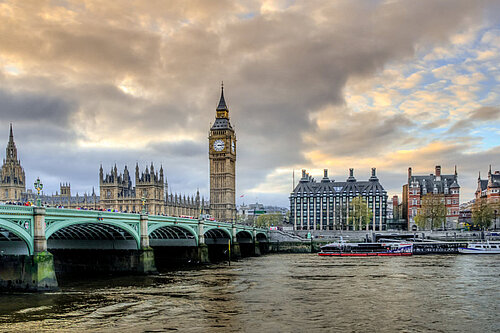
[256,232,269,243]
[204,227,232,245]
[46,220,140,250]
[0,218,33,255]
[236,230,253,244]
[148,224,198,247]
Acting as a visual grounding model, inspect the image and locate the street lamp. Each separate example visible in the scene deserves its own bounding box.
[494,209,498,231]
[141,196,146,214]
[34,177,43,207]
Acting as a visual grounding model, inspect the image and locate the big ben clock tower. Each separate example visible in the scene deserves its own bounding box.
[209,84,236,222]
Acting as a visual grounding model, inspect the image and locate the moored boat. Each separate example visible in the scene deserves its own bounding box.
[319,242,413,256]
[458,241,500,254]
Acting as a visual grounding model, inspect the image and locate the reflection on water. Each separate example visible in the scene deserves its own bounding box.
[0,254,499,332]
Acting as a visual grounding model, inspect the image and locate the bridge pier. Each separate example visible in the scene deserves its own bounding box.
[231,223,241,259]
[0,207,58,291]
[231,242,242,260]
[254,241,261,256]
[137,214,157,274]
[197,221,210,263]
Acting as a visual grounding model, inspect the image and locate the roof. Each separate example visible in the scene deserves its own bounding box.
[410,174,459,193]
[211,118,232,130]
[216,87,228,111]
[489,173,500,188]
[291,173,387,196]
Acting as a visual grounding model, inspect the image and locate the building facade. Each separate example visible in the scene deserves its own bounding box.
[289,168,388,231]
[0,125,26,202]
[99,164,206,216]
[475,166,500,204]
[1,125,207,216]
[404,165,460,230]
[209,86,237,222]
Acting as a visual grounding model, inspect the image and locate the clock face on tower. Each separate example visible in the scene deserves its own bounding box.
[213,139,225,152]
[231,140,235,153]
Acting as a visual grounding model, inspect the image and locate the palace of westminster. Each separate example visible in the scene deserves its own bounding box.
[0,86,237,221]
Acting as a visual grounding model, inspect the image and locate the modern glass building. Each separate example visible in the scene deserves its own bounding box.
[290,168,387,231]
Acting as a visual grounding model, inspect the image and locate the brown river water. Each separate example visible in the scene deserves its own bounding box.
[0,253,499,332]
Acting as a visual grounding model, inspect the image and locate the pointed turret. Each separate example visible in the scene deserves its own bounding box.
[216,82,228,113]
[488,165,494,187]
[213,83,231,127]
[5,123,18,160]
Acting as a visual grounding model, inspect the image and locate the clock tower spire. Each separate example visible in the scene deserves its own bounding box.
[209,84,236,222]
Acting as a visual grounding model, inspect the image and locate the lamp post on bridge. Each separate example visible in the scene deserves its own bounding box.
[494,209,498,231]
[141,196,147,214]
[34,177,43,207]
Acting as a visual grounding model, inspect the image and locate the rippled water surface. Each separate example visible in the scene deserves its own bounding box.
[0,254,499,332]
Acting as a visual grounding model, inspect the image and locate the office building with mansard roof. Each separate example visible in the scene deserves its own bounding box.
[289,168,388,231]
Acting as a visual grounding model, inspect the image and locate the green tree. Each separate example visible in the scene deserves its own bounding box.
[414,194,446,230]
[255,213,283,228]
[348,196,373,230]
[471,198,494,230]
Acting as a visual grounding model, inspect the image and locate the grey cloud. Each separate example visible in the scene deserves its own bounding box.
[447,106,500,133]
[0,89,75,125]
[311,111,414,157]
[470,106,500,120]
[0,0,499,207]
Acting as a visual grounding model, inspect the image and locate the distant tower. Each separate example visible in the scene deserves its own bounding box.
[209,84,236,222]
[0,124,26,201]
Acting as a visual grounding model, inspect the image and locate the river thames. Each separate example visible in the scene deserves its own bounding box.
[0,254,498,332]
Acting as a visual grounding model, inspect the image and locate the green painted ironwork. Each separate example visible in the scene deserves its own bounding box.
[34,177,43,207]
[0,205,269,254]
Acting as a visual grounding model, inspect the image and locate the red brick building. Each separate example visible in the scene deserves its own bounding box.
[403,165,460,230]
[475,165,500,204]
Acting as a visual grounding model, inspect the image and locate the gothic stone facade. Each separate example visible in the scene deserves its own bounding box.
[1,125,206,216]
[0,125,26,202]
[209,86,236,222]
[99,164,207,216]
[290,168,388,231]
[404,165,460,230]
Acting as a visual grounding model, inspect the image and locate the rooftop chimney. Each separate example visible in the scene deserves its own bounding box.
[347,168,356,182]
[435,165,441,177]
[321,169,331,183]
[408,167,412,181]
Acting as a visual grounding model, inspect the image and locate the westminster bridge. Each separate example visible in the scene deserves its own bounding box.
[0,205,269,291]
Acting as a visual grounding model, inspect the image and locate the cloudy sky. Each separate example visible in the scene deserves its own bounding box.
[1,0,500,206]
